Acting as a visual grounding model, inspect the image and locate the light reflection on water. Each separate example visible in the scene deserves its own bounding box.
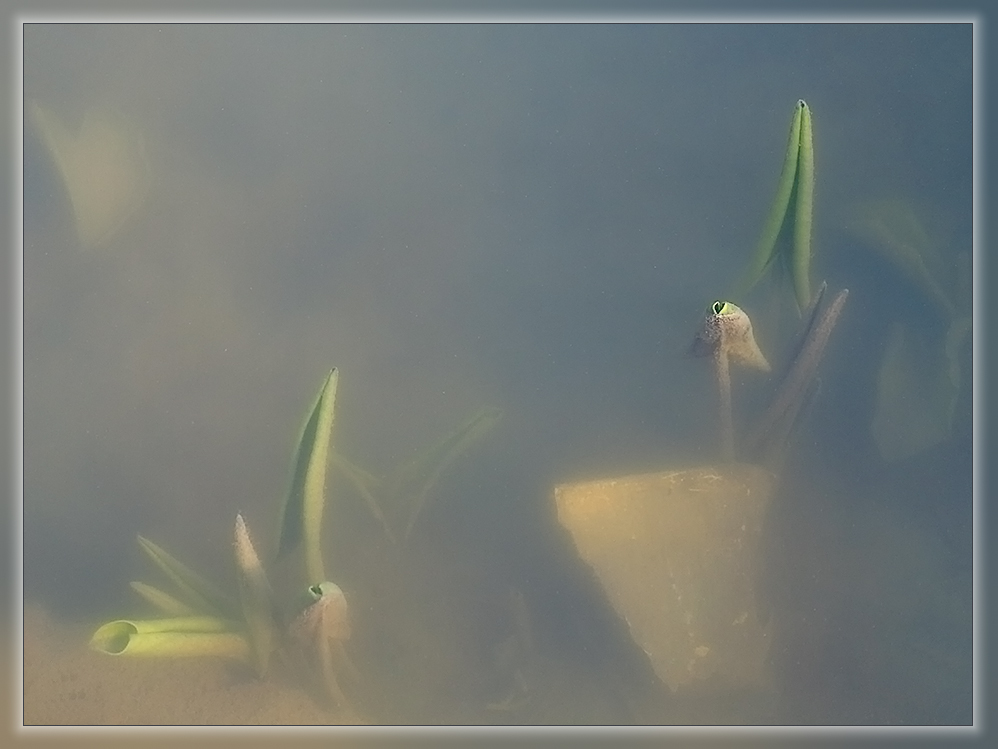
[21,22,973,726]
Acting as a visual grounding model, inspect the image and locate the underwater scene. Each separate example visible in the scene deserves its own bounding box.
[20,22,973,728]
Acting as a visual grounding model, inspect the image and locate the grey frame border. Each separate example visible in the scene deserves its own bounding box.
[8,6,985,743]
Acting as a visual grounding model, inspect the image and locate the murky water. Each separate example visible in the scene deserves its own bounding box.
[20,22,973,728]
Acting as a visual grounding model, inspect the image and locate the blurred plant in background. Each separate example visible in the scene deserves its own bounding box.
[844,198,972,462]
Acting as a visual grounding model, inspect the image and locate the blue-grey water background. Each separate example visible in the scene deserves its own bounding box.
[21,23,973,725]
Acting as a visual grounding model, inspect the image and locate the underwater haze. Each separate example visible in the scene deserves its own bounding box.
[21,22,973,726]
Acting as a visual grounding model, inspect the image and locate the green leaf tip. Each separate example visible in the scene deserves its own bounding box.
[731,98,816,313]
[731,100,803,300]
[792,99,815,312]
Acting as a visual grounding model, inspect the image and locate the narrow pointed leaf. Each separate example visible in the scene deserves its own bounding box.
[332,452,396,544]
[792,100,815,312]
[331,451,381,489]
[395,407,502,540]
[846,198,955,320]
[732,100,803,299]
[746,287,848,457]
[129,581,197,617]
[136,535,235,617]
[276,369,336,559]
[234,513,276,676]
[303,369,338,584]
[276,368,338,585]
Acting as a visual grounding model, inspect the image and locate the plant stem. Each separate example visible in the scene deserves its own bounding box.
[746,288,849,459]
[714,347,735,461]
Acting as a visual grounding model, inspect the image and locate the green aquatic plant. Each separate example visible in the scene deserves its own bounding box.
[90,368,353,707]
[845,198,971,461]
[28,101,150,249]
[89,367,500,711]
[744,283,850,468]
[847,198,957,320]
[276,368,339,584]
[690,286,849,466]
[132,534,235,618]
[691,100,849,466]
[732,99,816,313]
[333,406,503,544]
[89,615,249,660]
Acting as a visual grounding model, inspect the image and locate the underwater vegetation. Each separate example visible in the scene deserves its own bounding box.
[743,282,849,468]
[77,93,968,725]
[678,98,970,725]
[89,368,501,715]
[29,101,150,249]
[844,198,972,462]
[550,100,854,719]
[722,99,970,467]
[91,370,352,707]
[332,405,502,546]
[691,99,849,468]
[731,99,816,314]
[688,300,770,461]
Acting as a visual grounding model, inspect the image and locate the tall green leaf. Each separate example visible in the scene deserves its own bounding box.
[792,101,815,312]
[275,368,339,584]
[732,100,804,300]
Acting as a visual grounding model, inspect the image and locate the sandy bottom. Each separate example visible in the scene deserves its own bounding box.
[21,603,364,726]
